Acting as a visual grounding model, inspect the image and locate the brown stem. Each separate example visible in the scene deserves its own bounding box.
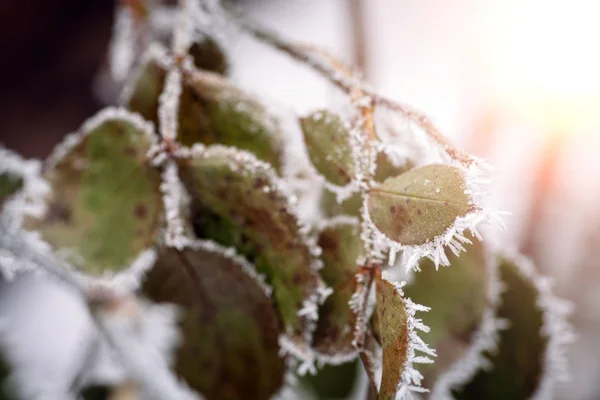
[348,0,369,78]
[239,20,474,166]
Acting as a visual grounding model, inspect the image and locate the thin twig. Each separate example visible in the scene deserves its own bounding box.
[236,18,474,165]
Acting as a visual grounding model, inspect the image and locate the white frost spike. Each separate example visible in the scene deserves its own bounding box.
[379,273,436,399]
[158,68,183,140]
[93,297,201,400]
[430,245,508,400]
[278,335,316,376]
[109,6,137,83]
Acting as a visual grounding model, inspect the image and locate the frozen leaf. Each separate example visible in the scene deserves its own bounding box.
[374,272,410,400]
[373,270,435,399]
[367,164,473,246]
[300,110,354,186]
[141,241,284,400]
[178,70,284,172]
[321,189,362,218]
[312,220,363,359]
[404,236,488,389]
[189,36,229,75]
[176,145,323,347]
[453,257,546,400]
[25,109,163,275]
[125,58,167,128]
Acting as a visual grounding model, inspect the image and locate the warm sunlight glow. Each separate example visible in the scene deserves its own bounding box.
[476,0,600,134]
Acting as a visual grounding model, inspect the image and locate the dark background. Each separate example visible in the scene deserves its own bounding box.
[0,0,115,158]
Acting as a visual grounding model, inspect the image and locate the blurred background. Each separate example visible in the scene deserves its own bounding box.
[2,0,600,398]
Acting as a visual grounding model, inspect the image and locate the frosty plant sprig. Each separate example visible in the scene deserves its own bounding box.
[0,1,574,399]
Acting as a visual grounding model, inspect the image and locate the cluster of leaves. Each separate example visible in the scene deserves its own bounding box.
[0,1,574,399]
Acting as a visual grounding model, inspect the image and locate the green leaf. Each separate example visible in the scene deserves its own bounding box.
[0,173,23,208]
[374,270,410,400]
[125,58,167,129]
[373,150,413,183]
[321,189,362,218]
[25,110,163,275]
[301,359,360,399]
[189,36,229,75]
[453,257,547,400]
[178,71,284,172]
[0,346,17,400]
[300,110,354,186]
[141,242,285,400]
[367,164,473,246]
[176,146,323,345]
[312,220,363,357]
[404,236,488,388]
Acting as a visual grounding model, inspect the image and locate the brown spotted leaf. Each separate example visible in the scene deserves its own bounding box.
[367,164,473,246]
[300,110,354,186]
[25,109,163,275]
[453,256,547,400]
[404,236,489,389]
[141,242,285,400]
[178,70,284,172]
[374,270,410,400]
[176,145,323,347]
[312,220,363,358]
